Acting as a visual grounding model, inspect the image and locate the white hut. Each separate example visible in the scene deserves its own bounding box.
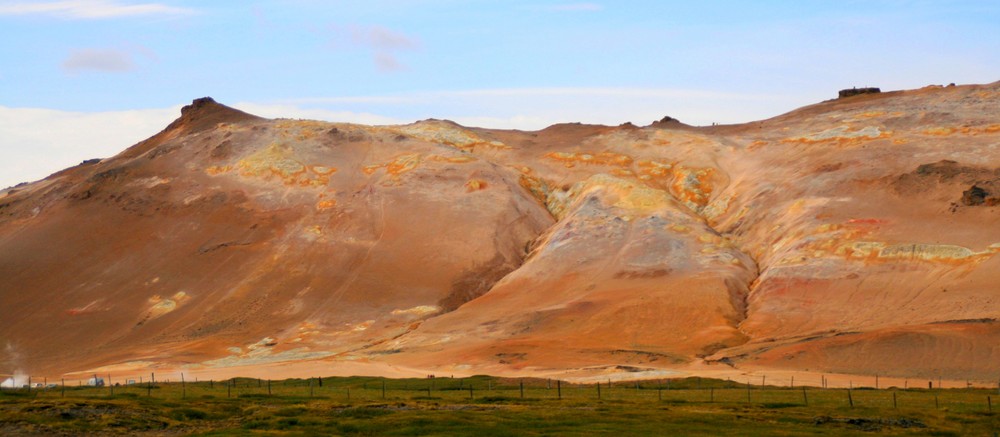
[1,376,27,388]
[87,377,105,387]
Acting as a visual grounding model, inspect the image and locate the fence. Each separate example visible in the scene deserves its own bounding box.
[0,374,997,413]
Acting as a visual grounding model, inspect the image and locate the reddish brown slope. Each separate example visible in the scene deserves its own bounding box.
[0,99,552,375]
[1,84,998,383]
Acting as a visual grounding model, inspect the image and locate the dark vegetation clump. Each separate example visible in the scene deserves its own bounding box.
[961,185,989,206]
[838,87,881,98]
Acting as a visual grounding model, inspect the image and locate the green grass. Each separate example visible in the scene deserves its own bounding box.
[0,376,996,435]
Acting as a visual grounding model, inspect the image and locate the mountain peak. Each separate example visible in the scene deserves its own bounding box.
[165,97,263,134]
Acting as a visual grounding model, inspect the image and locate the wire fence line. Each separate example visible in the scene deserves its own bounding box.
[3,372,999,391]
[0,374,997,413]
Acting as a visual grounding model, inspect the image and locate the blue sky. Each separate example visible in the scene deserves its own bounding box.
[1,0,999,187]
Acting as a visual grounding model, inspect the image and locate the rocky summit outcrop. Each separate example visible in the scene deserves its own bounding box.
[1,83,999,383]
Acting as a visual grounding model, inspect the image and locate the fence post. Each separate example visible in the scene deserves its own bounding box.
[848,389,854,408]
[268,379,271,396]
[988,396,992,413]
[597,382,601,400]
[557,380,561,400]
[147,380,152,397]
[520,380,524,398]
[309,378,314,398]
[746,381,751,404]
[875,374,879,390]
[892,391,897,409]
[181,373,186,399]
[802,387,807,405]
[790,376,794,388]
[61,378,65,398]
[934,394,939,409]
[469,385,473,400]
[227,380,231,398]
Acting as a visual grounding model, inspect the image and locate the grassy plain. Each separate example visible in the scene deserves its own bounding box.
[1,376,997,435]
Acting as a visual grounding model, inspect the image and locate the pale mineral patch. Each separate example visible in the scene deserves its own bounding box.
[391,305,441,317]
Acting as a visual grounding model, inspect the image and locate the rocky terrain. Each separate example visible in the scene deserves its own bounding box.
[1,82,998,384]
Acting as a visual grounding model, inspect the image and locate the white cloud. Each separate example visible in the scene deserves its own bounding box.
[0,87,814,188]
[230,102,403,125]
[62,48,134,73]
[0,0,194,19]
[0,105,179,188]
[282,87,808,128]
[0,103,406,188]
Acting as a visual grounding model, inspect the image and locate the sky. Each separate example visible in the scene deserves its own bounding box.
[1,0,999,188]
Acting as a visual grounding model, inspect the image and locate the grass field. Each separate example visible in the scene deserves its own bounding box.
[1,376,997,435]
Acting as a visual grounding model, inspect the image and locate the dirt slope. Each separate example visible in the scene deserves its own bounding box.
[1,83,998,383]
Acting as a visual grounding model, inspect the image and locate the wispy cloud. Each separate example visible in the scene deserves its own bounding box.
[373,53,406,72]
[62,48,134,73]
[61,45,156,74]
[0,0,194,19]
[349,25,419,51]
[331,24,420,73]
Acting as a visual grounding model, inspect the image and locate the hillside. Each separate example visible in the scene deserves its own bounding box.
[1,83,998,384]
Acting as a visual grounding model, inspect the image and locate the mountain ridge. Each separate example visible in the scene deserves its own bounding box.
[1,82,998,384]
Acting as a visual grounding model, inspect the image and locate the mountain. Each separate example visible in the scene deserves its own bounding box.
[1,84,998,384]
